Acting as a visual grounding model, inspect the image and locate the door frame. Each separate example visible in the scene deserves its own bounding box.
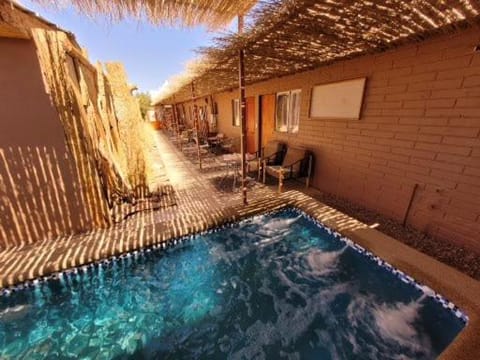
[258,93,276,152]
[258,95,263,152]
[245,96,256,153]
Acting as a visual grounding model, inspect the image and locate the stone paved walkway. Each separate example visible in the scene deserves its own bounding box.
[0,131,280,287]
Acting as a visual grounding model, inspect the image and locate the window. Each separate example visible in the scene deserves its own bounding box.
[289,90,301,133]
[232,99,240,127]
[275,89,301,133]
[275,92,289,132]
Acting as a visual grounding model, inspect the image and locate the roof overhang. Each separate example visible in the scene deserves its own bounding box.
[32,0,258,29]
[156,0,480,103]
[0,22,30,40]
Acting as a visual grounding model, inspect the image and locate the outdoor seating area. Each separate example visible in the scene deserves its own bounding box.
[166,120,239,155]
[163,126,315,194]
[163,127,254,192]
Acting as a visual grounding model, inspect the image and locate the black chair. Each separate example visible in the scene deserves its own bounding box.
[248,141,286,180]
[263,147,314,192]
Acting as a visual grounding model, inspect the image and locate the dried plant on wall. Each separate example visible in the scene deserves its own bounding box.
[0,2,166,248]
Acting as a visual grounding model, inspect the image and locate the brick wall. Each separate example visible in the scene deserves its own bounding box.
[216,91,244,142]
[201,26,480,253]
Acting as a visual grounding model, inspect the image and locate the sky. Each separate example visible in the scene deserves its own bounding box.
[20,0,230,97]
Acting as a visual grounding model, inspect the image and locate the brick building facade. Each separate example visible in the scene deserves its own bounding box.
[170,27,480,253]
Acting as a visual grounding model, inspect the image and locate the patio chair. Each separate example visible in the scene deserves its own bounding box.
[176,129,196,151]
[220,136,240,154]
[207,133,226,154]
[263,147,314,192]
[178,129,192,145]
[247,141,286,180]
[193,137,210,156]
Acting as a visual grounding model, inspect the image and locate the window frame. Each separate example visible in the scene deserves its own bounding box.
[275,89,301,134]
[275,91,290,133]
[289,89,301,134]
[232,99,240,127]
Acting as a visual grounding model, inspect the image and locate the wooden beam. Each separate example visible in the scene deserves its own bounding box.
[0,23,30,40]
[171,96,181,151]
[238,14,247,205]
[191,82,202,169]
[66,45,97,74]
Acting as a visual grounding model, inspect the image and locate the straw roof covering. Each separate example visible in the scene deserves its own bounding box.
[155,0,480,104]
[36,0,257,28]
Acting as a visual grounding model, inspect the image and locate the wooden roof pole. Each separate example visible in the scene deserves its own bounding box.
[191,81,202,169]
[238,14,247,205]
[171,95,181,151]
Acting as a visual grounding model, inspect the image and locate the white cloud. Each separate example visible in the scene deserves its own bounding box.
[149,57,213,104]
[149,80,170,103]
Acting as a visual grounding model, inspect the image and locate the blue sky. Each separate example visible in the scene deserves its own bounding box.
[21,0,228,95]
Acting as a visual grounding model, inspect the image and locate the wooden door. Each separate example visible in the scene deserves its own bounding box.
[260,94,275,148]
[246,96,256,153]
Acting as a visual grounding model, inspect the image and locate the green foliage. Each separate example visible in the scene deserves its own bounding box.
[135,92,152,119]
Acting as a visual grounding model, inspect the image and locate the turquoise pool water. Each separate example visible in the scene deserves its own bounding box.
[0,209,466,359]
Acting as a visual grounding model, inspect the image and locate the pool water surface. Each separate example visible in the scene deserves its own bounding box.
[0,209,466,359]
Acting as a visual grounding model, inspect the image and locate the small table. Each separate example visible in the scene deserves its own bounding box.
[208,135,224,154]
[221,153,255,191]
[221,153,239,190]
[207,136,219,146]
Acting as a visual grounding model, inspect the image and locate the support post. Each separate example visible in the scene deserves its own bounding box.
[263,159,266,183]
[172,98,181,150]
[278,171,284,193]
[257,158,262,181]
[238,14,247,205]
[191,82,202,169]
[306,154,312,188]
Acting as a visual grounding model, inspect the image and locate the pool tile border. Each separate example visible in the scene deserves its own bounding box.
[0,216,251,296]
[288,207,469,323]
[0,206,469,326]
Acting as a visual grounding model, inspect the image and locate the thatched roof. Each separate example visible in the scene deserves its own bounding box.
[35,0,257,28]
[2,0,78,42]
[155,0,480,104]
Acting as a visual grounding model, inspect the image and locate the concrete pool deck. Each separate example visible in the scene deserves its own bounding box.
[0,131,479,359]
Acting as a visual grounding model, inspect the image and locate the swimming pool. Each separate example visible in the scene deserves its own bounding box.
[0,208,467,359]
